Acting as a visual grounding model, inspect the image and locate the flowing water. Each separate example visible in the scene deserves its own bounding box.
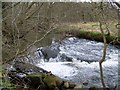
[33,37,119,88]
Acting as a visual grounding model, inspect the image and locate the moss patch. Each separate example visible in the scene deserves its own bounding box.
[56,29,120,45]
[26,73,46,89]
[26,73,63,90]
[26,73,77,90]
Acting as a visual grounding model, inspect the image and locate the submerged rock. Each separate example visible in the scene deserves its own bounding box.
[60,54,73,62]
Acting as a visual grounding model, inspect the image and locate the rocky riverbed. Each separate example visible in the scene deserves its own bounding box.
[3,37,119,90]
[36,37,119,88]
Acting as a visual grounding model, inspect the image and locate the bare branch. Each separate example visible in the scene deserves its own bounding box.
[3,2,21,12]
[25,3,43,20]
[25,2,35,14]
[98,2,107,89]
[4,28,52,64]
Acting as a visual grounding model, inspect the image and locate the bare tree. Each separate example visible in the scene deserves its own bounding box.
[2,2,58,64]
[94,1,119,89]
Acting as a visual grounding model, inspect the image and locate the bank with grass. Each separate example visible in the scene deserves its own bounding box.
[55,29,120,45]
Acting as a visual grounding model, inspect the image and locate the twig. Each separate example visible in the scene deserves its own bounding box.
[25,3,43,20]
[4,29,52,64]
[2,2,21,12]
[25,2,35,14]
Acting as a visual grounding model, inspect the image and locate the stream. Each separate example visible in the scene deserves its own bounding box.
[28,37,119,88]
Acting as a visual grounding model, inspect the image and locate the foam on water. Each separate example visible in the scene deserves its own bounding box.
[36,37,119,87]
[37,62,78,78]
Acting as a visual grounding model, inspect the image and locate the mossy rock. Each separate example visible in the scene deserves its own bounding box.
[26,73,64,90]
[89,85,98,90]
[43,75,76,90]
[26,73,47,89]
[43,74,63,90]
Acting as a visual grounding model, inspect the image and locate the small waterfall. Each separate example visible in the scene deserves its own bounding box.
[35,48,45,64]
[36,48,44,59]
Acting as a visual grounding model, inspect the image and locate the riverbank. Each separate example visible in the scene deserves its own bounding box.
[55,28,120,45]
[52,22,119,45]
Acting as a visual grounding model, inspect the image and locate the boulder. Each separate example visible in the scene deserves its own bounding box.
[5,61,77,90]
[26,73,77,90]
[4,61,49,90]
[43,74,63,90]
[26,73,47,89]
[13,61,48,74]
[41,48,59,60]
